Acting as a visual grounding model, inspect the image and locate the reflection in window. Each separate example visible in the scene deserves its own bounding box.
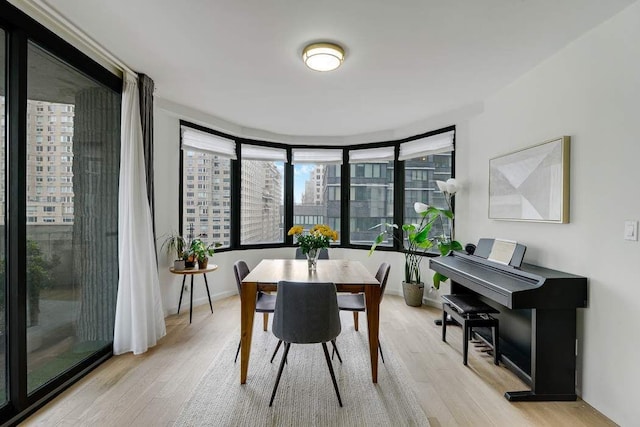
[25,41,120,393]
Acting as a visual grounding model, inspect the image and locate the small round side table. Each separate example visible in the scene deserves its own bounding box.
[169,264,218,324]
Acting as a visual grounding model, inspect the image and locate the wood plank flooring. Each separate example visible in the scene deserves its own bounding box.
[23,295,615,426]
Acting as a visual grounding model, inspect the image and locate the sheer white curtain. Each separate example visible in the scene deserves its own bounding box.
[114,72,166,355]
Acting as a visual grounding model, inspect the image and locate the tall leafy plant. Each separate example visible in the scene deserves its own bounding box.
[369,178,462,289]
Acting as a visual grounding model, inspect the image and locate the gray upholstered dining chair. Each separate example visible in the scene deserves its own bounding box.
[269,281,343,407]
[336,262,390,363]
[294,247,329,259]
[233,260,281,363]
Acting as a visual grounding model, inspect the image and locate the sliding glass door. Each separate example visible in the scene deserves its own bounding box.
[25,41,120,393]
[0,3,121,422]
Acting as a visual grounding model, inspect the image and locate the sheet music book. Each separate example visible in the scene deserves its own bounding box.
[488,239,517,265]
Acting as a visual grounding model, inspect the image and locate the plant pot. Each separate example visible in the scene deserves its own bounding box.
[174,260,186,270]
[402,281,424,307]
[199,257,208,269]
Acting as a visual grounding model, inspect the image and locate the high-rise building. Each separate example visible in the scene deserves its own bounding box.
[301,165,325,205]
[182,152,284,246]
[182,152,232,244]
[0,98,75,226]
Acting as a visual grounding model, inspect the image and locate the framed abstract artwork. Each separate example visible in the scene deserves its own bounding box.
[489,136,570,223]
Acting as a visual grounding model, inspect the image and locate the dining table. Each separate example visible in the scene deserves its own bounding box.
[240,259,381,384]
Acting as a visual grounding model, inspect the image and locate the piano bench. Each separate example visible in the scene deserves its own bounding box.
[441,294,500,366]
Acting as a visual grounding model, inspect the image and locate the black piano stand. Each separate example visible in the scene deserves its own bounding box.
[505,391,577,402]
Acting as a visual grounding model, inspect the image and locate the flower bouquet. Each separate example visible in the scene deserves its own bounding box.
[288,224,338,270]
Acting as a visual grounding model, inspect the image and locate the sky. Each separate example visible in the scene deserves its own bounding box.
[293,164,315,204]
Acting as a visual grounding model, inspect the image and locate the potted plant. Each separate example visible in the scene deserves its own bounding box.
[189,238,221,269]
[161,232,187,270]
[369,178,462,306]
[431,178,463,289]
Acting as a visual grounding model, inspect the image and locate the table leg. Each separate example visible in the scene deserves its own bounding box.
[364,285,381,383]
[177,275,186,314]
[240,281,257,384]
[203,274,213,313]
[190,275,194,324]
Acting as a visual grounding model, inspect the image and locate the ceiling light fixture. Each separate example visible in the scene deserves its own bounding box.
[302,42,345,72]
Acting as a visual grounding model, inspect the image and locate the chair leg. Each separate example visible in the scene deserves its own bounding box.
[353,312,359,331]
[321,342,343,407]
[378,341,385,364]
[331,339,342,364]
[270,339,283,364]
[234,340,241,363]
[269,342,291,407]
[263,313,269,331]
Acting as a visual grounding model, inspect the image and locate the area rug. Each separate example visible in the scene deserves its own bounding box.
[174,314,430,426]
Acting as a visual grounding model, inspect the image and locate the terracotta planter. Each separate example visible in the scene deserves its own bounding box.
[199,257,208,269]
[402,281,424,307]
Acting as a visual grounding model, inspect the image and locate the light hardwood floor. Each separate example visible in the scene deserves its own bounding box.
[24,295,614,426]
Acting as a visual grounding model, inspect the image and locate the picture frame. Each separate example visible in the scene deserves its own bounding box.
[489,136,570,223]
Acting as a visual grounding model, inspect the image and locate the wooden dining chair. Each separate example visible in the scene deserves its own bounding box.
[269,280,343,407]
[233,260,281,363]
[336,262,390,362]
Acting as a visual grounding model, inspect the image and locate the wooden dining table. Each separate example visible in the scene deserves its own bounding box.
[240,259,381,384]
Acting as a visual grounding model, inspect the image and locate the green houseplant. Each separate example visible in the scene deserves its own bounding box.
[188,238,221,269]
[369,178,462,305]
[161,232,188,270]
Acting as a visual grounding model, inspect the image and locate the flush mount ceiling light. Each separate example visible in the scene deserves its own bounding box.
[302,42,345,72]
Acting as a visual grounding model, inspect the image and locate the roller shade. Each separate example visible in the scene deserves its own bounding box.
[242,144,287,161]
[398,130,454,161]
[348,146,395,163]
[292,149,343,164]
[181,126,236,159]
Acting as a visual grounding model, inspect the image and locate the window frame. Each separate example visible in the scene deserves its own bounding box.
[178,121,455,253]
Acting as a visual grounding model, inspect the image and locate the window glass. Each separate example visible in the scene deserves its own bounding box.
[293,164,341,243]
[240,145,285,244]
[403,152,453,238]
[349,161,394,245]
[181,152,231,247]
[25,41,120,393]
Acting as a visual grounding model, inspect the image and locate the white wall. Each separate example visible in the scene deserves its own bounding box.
[454,2,640,424]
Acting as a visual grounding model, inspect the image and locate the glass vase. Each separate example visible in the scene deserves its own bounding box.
[306,248,321,271]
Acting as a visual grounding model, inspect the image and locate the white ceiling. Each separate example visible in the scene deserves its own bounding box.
[30,0,635,139]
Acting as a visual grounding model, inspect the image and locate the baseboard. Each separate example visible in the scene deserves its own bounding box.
[165,290,236,317]
[384,289,442,309]
[422,297,442,309]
